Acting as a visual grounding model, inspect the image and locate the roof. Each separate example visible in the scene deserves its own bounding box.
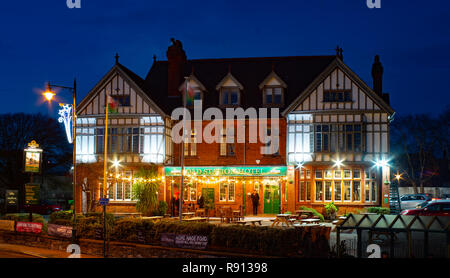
[143,56,336,115]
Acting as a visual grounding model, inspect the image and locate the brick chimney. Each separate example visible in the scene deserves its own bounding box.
[167,38,187,97]
[371,55,383,96]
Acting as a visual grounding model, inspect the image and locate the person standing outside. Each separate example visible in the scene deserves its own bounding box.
[251,190,260,215]
[197,193,204,209]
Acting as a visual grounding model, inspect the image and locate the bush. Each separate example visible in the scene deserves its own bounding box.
[298,206,325,222]
[152,201,169,216]
[367,207,390,215]
[49,211,73,224]
[1,213,45,224]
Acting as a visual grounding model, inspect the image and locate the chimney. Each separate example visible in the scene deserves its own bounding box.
[167,38,187,97]
[371,55,383,96]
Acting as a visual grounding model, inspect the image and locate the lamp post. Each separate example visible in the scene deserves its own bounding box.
[42,79,77,243]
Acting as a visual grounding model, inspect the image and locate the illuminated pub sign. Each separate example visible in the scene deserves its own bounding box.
[165,166,287,177]
[23,140,43,173]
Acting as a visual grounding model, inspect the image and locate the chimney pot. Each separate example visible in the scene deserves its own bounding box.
[371,55,383,96]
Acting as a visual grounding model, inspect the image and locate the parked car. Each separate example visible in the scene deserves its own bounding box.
[401,200,450,216]
[23,200,62,215]
[399,194,432,210]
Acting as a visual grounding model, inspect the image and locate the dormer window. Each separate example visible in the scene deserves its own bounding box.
[220,87,240,106]
[263,87,283,105]
[216,72,244,107]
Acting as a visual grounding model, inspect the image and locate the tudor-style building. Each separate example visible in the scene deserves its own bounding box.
[74,39,394,216]
[75,59,173,214]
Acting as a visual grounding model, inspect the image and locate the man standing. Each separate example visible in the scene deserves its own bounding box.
[197,193,204,209]
[250,190,259,215]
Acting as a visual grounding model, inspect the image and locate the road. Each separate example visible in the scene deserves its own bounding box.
[0,249,37,258]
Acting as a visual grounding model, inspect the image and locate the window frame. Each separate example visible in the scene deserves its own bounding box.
[262,86,284,106]
[220,87,240,107]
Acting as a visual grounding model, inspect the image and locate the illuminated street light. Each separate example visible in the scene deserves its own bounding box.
[43,90,55,102]
[374,158,389,168]
[112,159,121,169]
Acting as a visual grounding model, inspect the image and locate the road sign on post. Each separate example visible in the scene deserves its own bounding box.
[99,198,109,206]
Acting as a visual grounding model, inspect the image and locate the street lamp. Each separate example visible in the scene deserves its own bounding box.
[42,80,77,243]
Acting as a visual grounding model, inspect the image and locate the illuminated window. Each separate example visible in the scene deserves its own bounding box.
[220,128,235,156]
[343,181,351,201]
[334,181,342,201]
[325,181,332,201]
[353,181,361,201]
[315,181,323,201]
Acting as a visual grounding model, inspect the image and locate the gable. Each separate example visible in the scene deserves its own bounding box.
[258,71,287,89]
[77,65,165,117]
[215,73,244,90]
[283,59,394,115]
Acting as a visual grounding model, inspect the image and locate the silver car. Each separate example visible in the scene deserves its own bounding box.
[399,194,432,210]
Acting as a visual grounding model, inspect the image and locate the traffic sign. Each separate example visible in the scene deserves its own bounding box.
[99,198,109,206]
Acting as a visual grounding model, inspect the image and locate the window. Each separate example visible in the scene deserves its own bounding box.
[334,170,342,179]
[343,181,351,201]
[113,95,131,106]
[101,171,134,202]
[313,124,363,153]
[364,170,377,202]
[315,170,323,179]
[220,128,235,156]
[353,181,361,201]
[228,183,235,201]
[325,181,332,201]
[323,90,352,102]
[221,87,240,106]
[299,181,305,201]
[219,182,235,202]
[306,181,311,201]
[334,181,342,201]
[325,170,333,179]
[184,128,197,156]
[344,170,351,179]
[306,170,311,179]
[263,87,283,105]
[315,181,323,201]
[189,183,197,201]
[353,169,361,179]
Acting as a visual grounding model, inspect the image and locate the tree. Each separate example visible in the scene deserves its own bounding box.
[390,109,448,193]
[132,167,160,216]
[0,113,72,207]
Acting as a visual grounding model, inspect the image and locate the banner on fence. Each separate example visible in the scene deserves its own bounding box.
[161,233,208,250]
[0,220,15,232]
[47,224,72,238]
[16,222,42,234]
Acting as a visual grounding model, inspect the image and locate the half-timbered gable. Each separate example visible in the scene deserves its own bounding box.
[75,63,171,165]
[284,58,394,165]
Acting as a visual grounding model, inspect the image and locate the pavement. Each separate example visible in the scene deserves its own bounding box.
[0,243,101,258]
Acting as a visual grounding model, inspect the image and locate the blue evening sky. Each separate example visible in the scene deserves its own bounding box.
[0,0,449,118]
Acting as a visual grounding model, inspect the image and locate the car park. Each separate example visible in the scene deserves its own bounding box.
[400,200,450,216]
[399,193,432,210]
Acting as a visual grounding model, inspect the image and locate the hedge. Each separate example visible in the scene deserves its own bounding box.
[77,218,330,257]
[367,207,390,214]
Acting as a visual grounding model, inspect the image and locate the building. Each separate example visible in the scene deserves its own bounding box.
[74,39,394,216]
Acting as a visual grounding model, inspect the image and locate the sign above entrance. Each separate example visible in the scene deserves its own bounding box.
[165,166,287,177]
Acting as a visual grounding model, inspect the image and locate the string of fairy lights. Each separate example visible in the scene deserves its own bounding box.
[104,171,288,185]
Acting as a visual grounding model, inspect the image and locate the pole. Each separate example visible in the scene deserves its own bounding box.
[29,174,33,222]
[179,77,188,221]
[72,79,77,243]
[102,94,109,257]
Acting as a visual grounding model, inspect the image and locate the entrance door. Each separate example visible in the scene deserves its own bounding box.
[263,184,280,214]
[202,188,215,210]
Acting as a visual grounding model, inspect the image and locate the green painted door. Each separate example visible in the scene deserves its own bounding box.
[263,184,280,214]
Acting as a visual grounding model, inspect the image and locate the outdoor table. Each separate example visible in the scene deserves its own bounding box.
[195,209,206,217]
[232,210,242,221]
[182,217,208,222]
[295,210,314,219]
[271,214,293,227]
[301,218,321,224]
[182,212,195,219]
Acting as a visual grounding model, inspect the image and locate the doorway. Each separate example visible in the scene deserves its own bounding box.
[263,182,280,214]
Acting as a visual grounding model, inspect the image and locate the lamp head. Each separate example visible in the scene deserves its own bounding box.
[43,90,55,102]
